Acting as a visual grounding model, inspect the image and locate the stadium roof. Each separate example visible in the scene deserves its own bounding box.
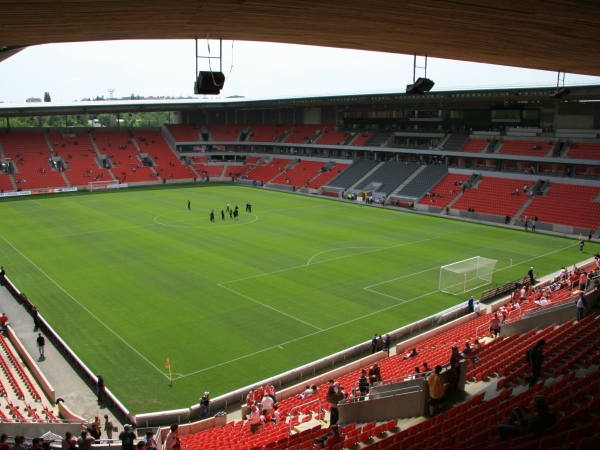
[1,1,599,75]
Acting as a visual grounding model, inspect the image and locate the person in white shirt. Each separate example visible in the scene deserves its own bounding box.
[271,405,281,424]
[473,301,481,316]
[261,395,274,414]
[247,405,262,434]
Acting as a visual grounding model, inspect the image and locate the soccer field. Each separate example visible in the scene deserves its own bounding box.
[0,185,584,413]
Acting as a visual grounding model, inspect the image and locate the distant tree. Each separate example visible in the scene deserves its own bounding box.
[44,92,51,102]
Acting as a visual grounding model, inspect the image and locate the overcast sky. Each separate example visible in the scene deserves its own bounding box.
[2,39,600,104]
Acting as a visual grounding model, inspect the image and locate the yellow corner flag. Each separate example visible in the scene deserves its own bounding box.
[166,358,172,382]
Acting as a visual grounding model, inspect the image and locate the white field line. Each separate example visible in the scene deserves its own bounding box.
[218,283,323,331]
[0,233,168,378]
[176,239,579,379]
[221,237,441,286]
[26,198,42,206]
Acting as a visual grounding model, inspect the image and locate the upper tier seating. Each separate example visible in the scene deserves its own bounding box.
[0,131,67,190]
[498,139,553,156]
[247,125,286,143]
[566,142,600,159]
[166,124,201,142]
[284,125,327,144]
[350,131,372,146]
[356,161,421,196]
[134,130,197,180]
[315,127,348,146]
[91,130,157,183]
[520,183,600,230]
[324,159,379,189]
[442,131,470,151]
[48,132,113,187]
[461,138,489,153]
[417,173,470,209]
[451,177,529,217]
[205,124,243,142]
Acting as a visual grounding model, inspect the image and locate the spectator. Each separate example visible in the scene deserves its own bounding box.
[403,348,418,360]
[467,295,475,313]
[448,346,462,393]
[271,405,281,424]
[0,313,8,332]
[104,415,114,440]
[119,425,135,450]
[0,434,9,450]
[525,339,546,387]
[62,433,76,450]
[164,425,179,450]
[199,392,211,419]
[97,375,105,403]
[357,369,369,401]
[498,395,555,441]
[143,433,157,450]
[326,382,345,426]
[77,432,94,450]
[261,393,274,414]
[371,334,378,353]
[489,313,500,338]
[576,292,587,322]
[246,405,262,434]
[299,385,313,399]
[473,301,481,316]
[368,362,382,385]
[428,365,445,416]
[384,334,391,354]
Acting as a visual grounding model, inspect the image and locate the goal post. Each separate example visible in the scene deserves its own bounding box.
[86,180,118,191]
[439,256,498,295]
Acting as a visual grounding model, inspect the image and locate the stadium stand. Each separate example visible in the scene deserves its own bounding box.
[271,160,328,188]
[451,177,529,217]
[311,162,350,189]
[349,130,372,147]
[396,164,448,198]
[416,173,470,209]
[323,159,379,190]
[247,125,287,143]
[565,141,600,159]
[244,158,293,183]
[441,131,470,151]
[0,131,68,190]
[461,138,490,153]
[315,127,351,146]
[519,183,600,230]
[165,124,201,142]
[0,173,15,192]
[91,130,158,183]
[284,125,328,144]
[205,124,244,142]
[48,131,113,186]
[498,139,554,156]
[355,161,422,196]
[134,130,198,180]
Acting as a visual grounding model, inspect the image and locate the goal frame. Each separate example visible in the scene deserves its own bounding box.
[439,256,497,295]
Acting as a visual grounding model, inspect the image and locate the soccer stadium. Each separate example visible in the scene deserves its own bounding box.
[1,2,600,450]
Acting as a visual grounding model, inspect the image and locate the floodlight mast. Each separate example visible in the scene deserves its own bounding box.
[412,54,428,83]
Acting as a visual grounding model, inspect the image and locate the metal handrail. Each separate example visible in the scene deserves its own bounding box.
[287,398,322,435]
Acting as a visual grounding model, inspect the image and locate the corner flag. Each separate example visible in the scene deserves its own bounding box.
[166,358,172,382]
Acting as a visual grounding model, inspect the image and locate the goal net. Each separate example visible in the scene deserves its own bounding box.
[439,256,498,295]
[86,180,117,191]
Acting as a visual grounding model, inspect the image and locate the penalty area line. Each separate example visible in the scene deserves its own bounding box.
[0,233,167,379]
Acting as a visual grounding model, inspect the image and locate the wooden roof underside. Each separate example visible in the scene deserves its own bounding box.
[1,0,599,75]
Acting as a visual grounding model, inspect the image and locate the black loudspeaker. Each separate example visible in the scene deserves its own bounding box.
[550,88,571,98]
[194,71,225,95]
[406,77,435,94]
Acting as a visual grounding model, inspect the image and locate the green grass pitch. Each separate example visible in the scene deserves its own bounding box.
[0,184,587,413]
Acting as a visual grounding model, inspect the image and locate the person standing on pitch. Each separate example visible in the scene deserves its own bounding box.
[221,209,225,220]
[188,200,190,210]
[528,267,535,285]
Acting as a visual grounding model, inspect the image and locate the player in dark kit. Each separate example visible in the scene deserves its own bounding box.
[210,210,215,222]
[188,200,190,210]
[221,209,225,220]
